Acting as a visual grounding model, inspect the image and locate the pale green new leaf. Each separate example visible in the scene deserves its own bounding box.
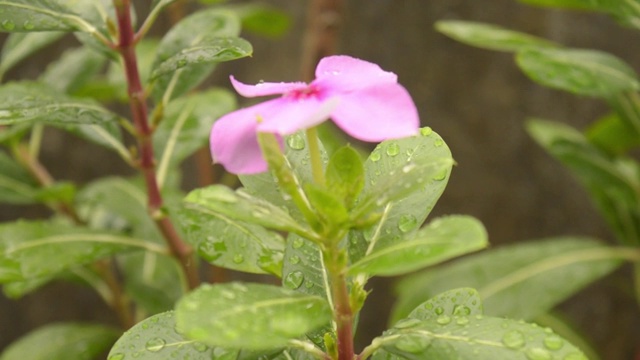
[175,282,332,350]
[348,215,487,277]
[349,128,453,263]
[371,316,586,360]
[435,20,558,52]
[0,32,64,78]
[0,82,121,126]
[516,48,640,97]
[391,237,627,323]
[0,220,167,283]
[0,322,119,360]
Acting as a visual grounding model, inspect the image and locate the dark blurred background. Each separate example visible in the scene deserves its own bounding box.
[1,0,639,358]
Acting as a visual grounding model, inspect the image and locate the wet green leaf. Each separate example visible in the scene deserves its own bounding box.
[348,215,487,277]
[40,46,106,94]
[391,237,625,323]
[516,48,640,98]
[0,32,64,77]
[405,288,483,322]
[586,112,640,155]
[0,151,40,204]
[175,282,332,350]
[326,145,364,208]
[0,0,86,32]
[435,20,558,52]
[0,322,119,360]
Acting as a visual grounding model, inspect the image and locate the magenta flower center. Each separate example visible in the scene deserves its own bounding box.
[285,85,322,100]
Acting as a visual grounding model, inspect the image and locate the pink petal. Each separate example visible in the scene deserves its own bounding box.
[256,97,339,135]
[313,55,398,92]
[330,83,419,142]
[210,104,273,174]
[230,76,308,98]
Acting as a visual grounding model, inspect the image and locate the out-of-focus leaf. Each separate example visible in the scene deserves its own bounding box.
[435,20,558,52]
[0,0,89,32]
[516,48,640,98]
[391,237,626,323]
[40,46,106,94]
[175,282,332,350]
[534,312,602,360]
[519,0,640,29]
[232,4,291,38]
[0,32,64,78]
[586,112,640,155]
[0,151,40,204]
[0,322,119,360]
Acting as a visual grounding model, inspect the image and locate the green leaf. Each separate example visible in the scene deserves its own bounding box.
[435,20,558,52]
[154,89,236,188]
[586,112,640,155]
[0,220,167,282]
[405,287,484,322]
[326,145,365,208]
[0,322,119,360]
[40,46,106,94]
[371,316,587,360]
[534,312,602,360]
[175,282,332,350]
[391,237,627,323]
[0,151,40,204]
[0,0,88,32]
[150,8,244,102]
[0,82,121,126]
[232,4,291,38]
[519,0,640,29]
[516,48,640,98]
[527,119,640,245]
[0,31,64,78]
[348,215,488,277]
[304,183,349,229]
[349,128,454,264]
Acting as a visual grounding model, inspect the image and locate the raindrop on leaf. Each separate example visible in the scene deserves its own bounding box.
[386,142,400,156]
[286,133,306,150]
[420,127,433,136]
[145,338,166,352]
[395,334,430,353]
[436,315,451,325]
[543,335,564,351]
[501,330,525,349]
[397,214,418,233]
[526,348,552,360]
[284,271,304,289]
[232,253,244,264]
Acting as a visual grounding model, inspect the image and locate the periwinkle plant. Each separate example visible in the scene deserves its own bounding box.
[0,1,588,360]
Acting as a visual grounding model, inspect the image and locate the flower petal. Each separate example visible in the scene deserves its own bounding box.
[210,103,274,174]
[230,76,308,98]
[330,83,419,142]
[314,55,398,92]
[256,97,339,135]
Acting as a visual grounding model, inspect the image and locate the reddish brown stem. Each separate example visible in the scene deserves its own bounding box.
[300,0,344,82]
[113,0,199,289]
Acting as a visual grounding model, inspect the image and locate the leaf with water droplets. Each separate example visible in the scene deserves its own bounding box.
[0,322,119,360]
[405,287,483,322]
[176,282,332,350]
[516,48,640,98]
[435,20,558,52]
[371,316,586,360]
[0,0,89,32]
[392,237,625,323]
[348,215,487,276]
[325,145,365,208]
[0,82,122,126]
[151,8,245,102]
[349,128,454,264]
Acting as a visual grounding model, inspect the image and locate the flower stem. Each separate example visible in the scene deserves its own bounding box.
[306,127,325,186]
[113,0,199,290]
[324,244,354,360]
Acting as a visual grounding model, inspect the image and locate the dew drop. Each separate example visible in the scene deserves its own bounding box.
[423,302,434,310]
[370,150,382,162]
[501,330,525,349]
[2,20,15,30]
[395,334,430,353]
[455,316,469,325]
[197,241,226,262]
[397,214,418,233]
[434,138,444,147]
[432,169,447,181]
[386,142,400,156]
[23,20,34,30]
[145,338,166,352]
[420,127,433,136]
[394,318,421,329]
[232,253,244,264]
[193,342,208,352]
[290,255,301,264]
[292,238,304,249]
[304,281,313,289]
[108,354,125,360]
[526,348,551,360]
[436,315,451,325]
[284,271,304,289]
[543,335,564,351]
[434,306,444,315]
[286,133,306,150]
[453,305,471,316]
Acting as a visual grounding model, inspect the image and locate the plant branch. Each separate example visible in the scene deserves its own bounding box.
[114,0,199,289]
[324,244,354,360]
[300,0,344,82]
[306,127,326,186]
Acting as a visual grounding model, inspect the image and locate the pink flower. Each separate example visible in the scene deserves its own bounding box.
[210,55,419,174]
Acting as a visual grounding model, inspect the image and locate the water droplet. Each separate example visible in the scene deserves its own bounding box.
[197,241,226,262]
[394,318,421,329]
[432,169,447,181]
[370,150,381,162]
[23,20,34,30]
[304,281,313,289]
[284,271,304,289]
[543,335,564,350]
[108,354,125,360]
[526,348,551,360]
[456,316,469,325]
[290,255,300,264]
[453,305,471,316]
[502,330,525,349]
[395,334,430,353]
[286,133,306,150]
[2,20,15,30]
[292,238,304,249]
[397,214,418,233]
[386,142,400,156]
[434,138,444,147]
[434,306,444,315]
[436,315,451,325]
[420,127,433,136]
[423,302,434,310]
[232,253,244,264]
[145,338,166,352]
[193,342,208,352]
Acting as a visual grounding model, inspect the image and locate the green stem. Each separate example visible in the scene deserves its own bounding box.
[324,244,354,360]
[306,127,325,186]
